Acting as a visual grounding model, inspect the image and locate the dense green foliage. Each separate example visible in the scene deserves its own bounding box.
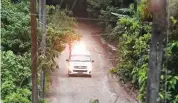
[87,0,133,34]
[87,0,133,18]
[1,1,79,102]
[1,0,32,102]
[87,0,178,102]
[113,2,178,103]
[1,51,31,103]
[1,0,31,54]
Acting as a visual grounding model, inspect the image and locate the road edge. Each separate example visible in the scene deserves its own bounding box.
[98,37,139,102]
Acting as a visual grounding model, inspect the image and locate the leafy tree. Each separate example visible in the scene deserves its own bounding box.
[1,0,31,54]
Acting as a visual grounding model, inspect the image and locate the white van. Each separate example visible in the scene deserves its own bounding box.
[66,43,94,77]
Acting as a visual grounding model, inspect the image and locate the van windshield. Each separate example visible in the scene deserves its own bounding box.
[70,55,91,62]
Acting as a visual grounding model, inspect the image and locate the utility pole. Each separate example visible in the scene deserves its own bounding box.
[38,0,42,22]
[146,0,167,103]
[30,0,38,102]
[39,0,46,99]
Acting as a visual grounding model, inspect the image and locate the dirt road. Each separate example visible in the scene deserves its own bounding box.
[47,23,137,103]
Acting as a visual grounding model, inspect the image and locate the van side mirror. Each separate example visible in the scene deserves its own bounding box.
[66,59,69,62]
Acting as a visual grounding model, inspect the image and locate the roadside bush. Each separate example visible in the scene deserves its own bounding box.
[1,51,31,103]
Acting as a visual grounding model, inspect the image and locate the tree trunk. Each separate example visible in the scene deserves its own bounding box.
[146,0,167,103]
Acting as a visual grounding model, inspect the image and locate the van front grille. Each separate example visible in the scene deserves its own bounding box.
[73,70,87,72]
[74,66,87,69]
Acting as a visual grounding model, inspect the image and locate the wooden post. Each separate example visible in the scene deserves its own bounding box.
[146,0,167,103]
[30,0,38,102]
